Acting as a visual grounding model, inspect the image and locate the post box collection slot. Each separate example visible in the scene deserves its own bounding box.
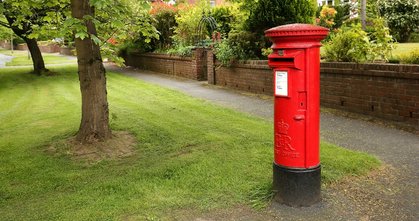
[269,58,294,65]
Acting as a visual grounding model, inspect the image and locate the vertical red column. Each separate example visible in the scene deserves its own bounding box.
[265,24,328,207]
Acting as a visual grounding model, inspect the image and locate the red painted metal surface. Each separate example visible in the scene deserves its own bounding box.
[265,24,329,169]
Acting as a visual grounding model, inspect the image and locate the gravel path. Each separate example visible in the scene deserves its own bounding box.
[107,65,418,221]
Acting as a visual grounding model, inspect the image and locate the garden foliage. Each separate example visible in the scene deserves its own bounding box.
[377,0,419,42]
[323,19,394,63]
[150,1,178,50]
[214,30,259,66]
[316,5,337,29]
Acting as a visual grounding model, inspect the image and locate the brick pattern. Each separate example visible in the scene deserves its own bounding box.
[0,41,61,53]
[212,61,419,130]
[207,50,215,84]
[15,43,60,53]
[214,60,273,95]
[124,49,208,81]
[320,62,419,129]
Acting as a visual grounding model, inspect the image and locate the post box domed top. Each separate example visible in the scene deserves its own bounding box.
[265,23,329,38]
[265,24,329,48]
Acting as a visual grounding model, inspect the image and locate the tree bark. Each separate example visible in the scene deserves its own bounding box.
[361,0,367,30]
[23,37,48,75]
[71,0,112,143]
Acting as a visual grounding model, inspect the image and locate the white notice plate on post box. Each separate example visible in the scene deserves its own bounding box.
[275,71,288,96]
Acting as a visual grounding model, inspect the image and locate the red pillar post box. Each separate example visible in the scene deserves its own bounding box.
[265,24,328,207]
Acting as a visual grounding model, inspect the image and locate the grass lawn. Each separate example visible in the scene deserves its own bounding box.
[0,65,380,220]
[392,43,419,57]
[0,49,75,66]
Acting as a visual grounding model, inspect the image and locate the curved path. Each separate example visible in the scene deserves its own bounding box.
[108,65,418,221]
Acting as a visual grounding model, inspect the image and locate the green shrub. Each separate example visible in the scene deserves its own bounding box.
[333,4,350,29]
[323,24,371,62]
[214,30,260,66]
[246,0,316,36]
[400,50,419,64]
[172,1,211,46]
[211,4,246,38]
[323,20,395,63]
[366,17,395,61]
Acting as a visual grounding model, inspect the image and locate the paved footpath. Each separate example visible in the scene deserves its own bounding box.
[108,65,419,221]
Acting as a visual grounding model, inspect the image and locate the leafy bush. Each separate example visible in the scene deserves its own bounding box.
[242,0,316,58]
[365,18,395,61]
[172,1,211,46]
[323,18,395,63]
[323,24,371,62]
[211,4,246,38]
[214,30,260,66]
[332,4,350,29]
[378,0,419,42]
[246,0,316,36]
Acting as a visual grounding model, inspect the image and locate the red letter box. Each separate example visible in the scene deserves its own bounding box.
[265,24,328,207]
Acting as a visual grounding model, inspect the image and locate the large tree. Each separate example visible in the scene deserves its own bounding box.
[70,0,112,143]
[69,0,157,143]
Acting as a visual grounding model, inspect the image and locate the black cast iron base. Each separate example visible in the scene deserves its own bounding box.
[273,163,321,207]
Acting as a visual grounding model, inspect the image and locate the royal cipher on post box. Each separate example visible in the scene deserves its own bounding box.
[265,24,329,207]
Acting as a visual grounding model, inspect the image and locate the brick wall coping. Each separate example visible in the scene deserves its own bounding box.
[215,60,270,70]
[130,52,193,62]
[321,62,419,80]
[215,59,418,80]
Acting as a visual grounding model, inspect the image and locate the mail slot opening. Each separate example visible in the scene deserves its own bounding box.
[269,57,294,66]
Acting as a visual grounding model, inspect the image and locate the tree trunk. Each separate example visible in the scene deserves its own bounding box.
[23,37,48,75]
[71,0,112,143]
[361,0,367,30]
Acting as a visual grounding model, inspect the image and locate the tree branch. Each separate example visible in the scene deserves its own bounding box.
[0,20,11,28]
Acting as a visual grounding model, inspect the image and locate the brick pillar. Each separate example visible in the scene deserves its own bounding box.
[192,47,208,81]
[207,49,215,84]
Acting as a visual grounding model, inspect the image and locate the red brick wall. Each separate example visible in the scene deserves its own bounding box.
[16,44,28,51]
[15,43,60,53]
[214,60,273,95]
[320,62,419,128]
[124,49,207,80]
[212,61,418,130]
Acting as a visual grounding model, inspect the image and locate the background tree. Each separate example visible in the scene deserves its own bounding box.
[377,0,419,42]
[246,0,316,35]
[0,0,67,75]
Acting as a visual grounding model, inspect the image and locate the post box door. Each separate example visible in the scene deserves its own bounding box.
[273,54,307,168]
